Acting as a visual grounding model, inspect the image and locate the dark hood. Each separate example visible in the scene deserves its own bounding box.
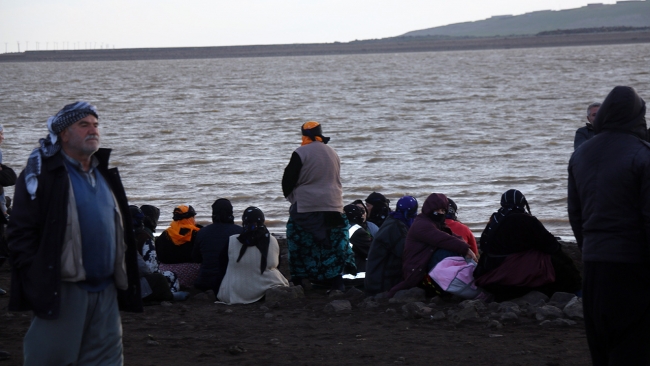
[422,193,448,215]
[593,86,647,139]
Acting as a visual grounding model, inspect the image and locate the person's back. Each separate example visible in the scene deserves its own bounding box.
[568,86,650,365]
[193,222,243,292]
[364,216,407,295]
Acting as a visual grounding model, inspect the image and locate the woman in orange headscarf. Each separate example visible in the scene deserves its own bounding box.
[155,206,201,262]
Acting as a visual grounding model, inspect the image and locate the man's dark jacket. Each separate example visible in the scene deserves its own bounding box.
[568,86,650,263]
[7,148,143,319]
[192,222,243,294]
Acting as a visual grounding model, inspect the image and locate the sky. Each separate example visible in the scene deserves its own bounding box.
[0,0,620,53]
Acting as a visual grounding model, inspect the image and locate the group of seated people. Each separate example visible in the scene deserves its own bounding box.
[130,188,581,305]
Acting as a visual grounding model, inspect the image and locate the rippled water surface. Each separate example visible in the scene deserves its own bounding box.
[1,43,649,236]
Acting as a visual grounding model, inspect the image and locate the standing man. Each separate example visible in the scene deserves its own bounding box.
[573,102,601,150]
[568,86,649,365]
[7,101,142,365]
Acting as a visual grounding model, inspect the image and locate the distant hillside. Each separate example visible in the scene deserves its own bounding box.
[403,1,650,38]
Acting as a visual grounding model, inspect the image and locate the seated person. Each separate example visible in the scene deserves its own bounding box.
[365,195,418,295]
[344,204,374,272]
[129,205,187,301]
[193,198,243,295]
[388,193,476,297]
[155,205,202,287]
[445,198,479,257]
[365,192,391,228]
[138,204,181,293]
[352,199,379,237]
[217,207,289,304]
[474,189,581,301]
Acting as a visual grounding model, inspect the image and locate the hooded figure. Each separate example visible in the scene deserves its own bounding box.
[444,198,479,256]
[192,199,243,295]
[364,195,418,295]
[217,207,289,304]
[475,189,581,301]
[387,193,472,297]
[568,86,650,365]
[366,192,391,228]
[344,204,373,272]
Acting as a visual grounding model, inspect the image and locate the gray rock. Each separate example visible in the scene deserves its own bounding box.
[259,305,270,312]
[487,302,501,312]
[146,340,160,346]
[327,290,345,298]
[563,297,584,319]
[548,292,576,309]
[513,291,549,306]
[265,286,304,303]
[160,301,173,307]
[500,312,519,322]
[389,287,426,303]
[540,318,578,328]
[324,300,352,314]
[224,309,233,313]
[535,305,564,321]
[429,296,444,305]
[497,302,521,314]
[459,299,487,311]
[345,287,366,300]
[264,313,274,319]
[449,306,479,324]
[190,292,212,302]
[373,292,390,300]
[358,298,380,309]
[385,308,397,314]
[401,302,433,319]
[486,320,503,329]
[431,311,446,320]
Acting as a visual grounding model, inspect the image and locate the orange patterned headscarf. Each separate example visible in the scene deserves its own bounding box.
[165,205,201,245]
[301,121,330,146]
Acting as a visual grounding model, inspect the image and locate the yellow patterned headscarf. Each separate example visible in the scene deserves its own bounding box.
[301,121,330,146]
[165,205,201,245]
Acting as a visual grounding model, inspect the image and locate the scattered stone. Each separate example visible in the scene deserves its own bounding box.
[324,300,352,314]
[269,338,280,345]
[265,286,305,303]
[540,318,577,328]
[488,334,503,338]
[535,305,564,321]
[486,320,503,329]
[500,312,518,322]
[487,302,500,312]
[160,301,173,307]
[227,345,246,355]
[385,308,396,314]
[389,288,426,304]
[260,305,270,312]
[429,296,445,305]
[431,311,446,320]
[449,306,479,324]
[373,292,390,300]
[224,309,233,314]
[264,313,274,319]
[563,297,584,319]
[358,298,380,309]
[548,292,576,309]
[190,292,212,302]
[3,312,14,318]
[459,299,487,311]
[396,356,406,363]
[401,302,433,319]
[513,291,549,306]
[344,287,367,304]
[497,302,521,314]
[146,340,160,346]
[328,290,345,298]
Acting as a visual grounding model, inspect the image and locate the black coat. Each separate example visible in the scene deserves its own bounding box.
[568,86,650,263]
[192,222,243,293]
[7,149,143,319]
[364,216,407,295]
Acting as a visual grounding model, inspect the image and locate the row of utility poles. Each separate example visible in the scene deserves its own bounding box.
[3,42,115,54]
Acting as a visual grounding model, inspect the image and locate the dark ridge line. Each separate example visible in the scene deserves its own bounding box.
[1,30,650,63]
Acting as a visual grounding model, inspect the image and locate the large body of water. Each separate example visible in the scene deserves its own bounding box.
[0,43,648,237]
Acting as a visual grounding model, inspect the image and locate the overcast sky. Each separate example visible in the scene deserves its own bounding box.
[1,0,619,53]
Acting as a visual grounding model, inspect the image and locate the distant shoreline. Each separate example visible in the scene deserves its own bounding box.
[1,30,650,63]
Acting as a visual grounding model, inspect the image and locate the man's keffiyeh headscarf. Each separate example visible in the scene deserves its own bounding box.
[25,101,99,200]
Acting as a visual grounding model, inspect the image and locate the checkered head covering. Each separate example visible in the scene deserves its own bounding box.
[24,101,99,200]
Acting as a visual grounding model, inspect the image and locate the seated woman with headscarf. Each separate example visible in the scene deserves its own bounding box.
[217,207,289,304]
[155,205,202,288]
[365,192,391,229]
[364,196,418,296]
[388,193,476,297]
[445,198,479,257]
[474,189,581,302]
[344,204,374,272]
[351,199,379,237]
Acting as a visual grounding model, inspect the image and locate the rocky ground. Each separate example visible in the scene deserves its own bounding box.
[0,242,591,365]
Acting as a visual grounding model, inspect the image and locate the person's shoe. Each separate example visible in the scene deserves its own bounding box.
[0,288,7,296]
[172,291,190,301]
